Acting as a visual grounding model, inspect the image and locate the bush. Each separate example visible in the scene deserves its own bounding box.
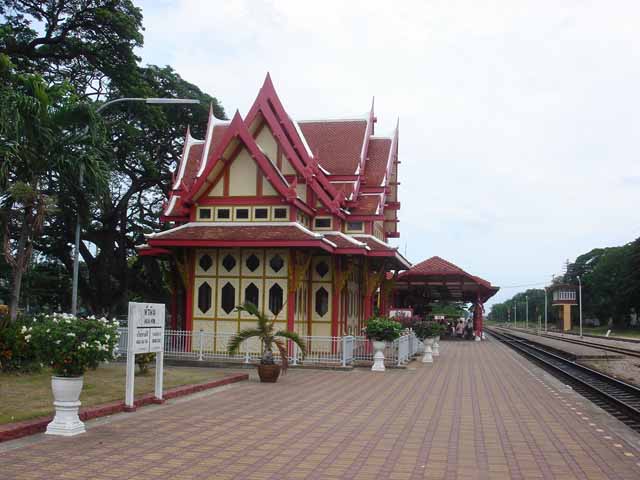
[364,317,404,342]
[29,313,120,377]
[135,352,156,375]
[413,321,445,340]
[0,316,40,373]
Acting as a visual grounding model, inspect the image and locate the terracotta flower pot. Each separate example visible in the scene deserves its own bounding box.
[257,364,281,383]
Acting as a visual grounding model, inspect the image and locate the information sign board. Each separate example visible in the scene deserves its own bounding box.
[125,302,165,409]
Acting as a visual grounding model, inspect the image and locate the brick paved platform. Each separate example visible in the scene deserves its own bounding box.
[1,340,640,479]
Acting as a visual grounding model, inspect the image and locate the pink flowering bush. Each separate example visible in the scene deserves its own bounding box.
[29,313,120,377]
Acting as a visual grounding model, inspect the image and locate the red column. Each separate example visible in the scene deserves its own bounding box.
[363,294,373,322]
[287,291,295,332]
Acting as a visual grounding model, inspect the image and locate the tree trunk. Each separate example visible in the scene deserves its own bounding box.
[9,211,32,322]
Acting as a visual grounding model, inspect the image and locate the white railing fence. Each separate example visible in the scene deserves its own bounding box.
[116,328,418,367]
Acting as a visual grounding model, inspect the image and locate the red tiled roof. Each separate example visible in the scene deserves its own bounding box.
[181,143,204,190]
[350,195,381,215]
[332,182,356,199]
[364,138,391,186]
[298,120,367,175]
[352,235,396,252]
[323,233,366,250]
[398,257,495,290]
[149,224,322,243]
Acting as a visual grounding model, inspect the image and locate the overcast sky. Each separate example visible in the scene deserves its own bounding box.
[138,0,639,307]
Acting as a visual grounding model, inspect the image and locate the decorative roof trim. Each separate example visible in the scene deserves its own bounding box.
[172,127,204,190]
[197,105,229,178]
[164,195,179,217]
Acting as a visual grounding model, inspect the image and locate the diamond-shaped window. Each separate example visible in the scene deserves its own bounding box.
[315,261,329,278]
[246,254,260,272]
[244,282,259,308]
[269,254,284,273]
[198,282,212,313]
[221,282,236,314]
[269,283,284,316]
[315,287,329,317]
[199,254,213,272]
[222,254,236,272]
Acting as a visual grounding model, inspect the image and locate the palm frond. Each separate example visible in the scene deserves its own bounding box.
[235,302,270,331]
[227,328,262,355]
[274,338,289,373]
[275,330,307,357]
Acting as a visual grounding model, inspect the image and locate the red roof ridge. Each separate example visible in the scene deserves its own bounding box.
[197,104,230,178]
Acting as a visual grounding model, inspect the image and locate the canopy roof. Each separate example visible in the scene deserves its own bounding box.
[395,256,499,303]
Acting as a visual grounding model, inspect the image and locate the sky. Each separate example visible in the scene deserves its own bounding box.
[137,0,639,308]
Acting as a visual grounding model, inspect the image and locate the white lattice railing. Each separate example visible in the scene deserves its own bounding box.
[116,329,417,367]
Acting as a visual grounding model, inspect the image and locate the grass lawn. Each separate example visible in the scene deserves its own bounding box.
[0,363,229,425]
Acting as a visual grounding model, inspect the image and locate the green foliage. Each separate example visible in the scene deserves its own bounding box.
[363,317,403,342]
[0,316,39,372]
[227,302,306,371]
[135,352,156,375]
[489,236,640,328]
[29,313,119,377]
[413,321,445,340]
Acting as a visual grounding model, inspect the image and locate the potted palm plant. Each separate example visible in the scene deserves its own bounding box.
[363,317,403,372]
[227,302,306,383]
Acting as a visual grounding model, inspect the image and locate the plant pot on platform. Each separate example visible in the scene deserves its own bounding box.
[257,364,281,383]
[432,336,440,357]
[46,376,86,436]
[422,338,435,364]
[371,340,387,372]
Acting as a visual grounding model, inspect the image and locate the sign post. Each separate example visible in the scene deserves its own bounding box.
[125,302,165,411]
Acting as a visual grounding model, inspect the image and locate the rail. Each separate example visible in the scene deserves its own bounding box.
[487,327,640,432]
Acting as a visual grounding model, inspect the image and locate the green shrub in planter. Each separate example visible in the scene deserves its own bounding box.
[413,321,445,340]
[136,352,156,375]
[364,317,404,342]
[29,313,120,377]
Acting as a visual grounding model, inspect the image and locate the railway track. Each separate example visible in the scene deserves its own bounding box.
[500,327,640,358]
[487,328,640,433]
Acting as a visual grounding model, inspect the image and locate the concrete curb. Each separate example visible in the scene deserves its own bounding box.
[0,372,248,443]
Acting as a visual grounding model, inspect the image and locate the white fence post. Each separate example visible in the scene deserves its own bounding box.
[342,336,347,367]
[198,329,204,361]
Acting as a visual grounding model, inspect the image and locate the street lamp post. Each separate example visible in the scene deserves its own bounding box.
[544,287,548,333]
[577,275,583,338]
[70,97,200,316]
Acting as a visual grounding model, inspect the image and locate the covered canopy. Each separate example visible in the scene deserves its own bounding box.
[391,256,499,339]
[395,256,499,303]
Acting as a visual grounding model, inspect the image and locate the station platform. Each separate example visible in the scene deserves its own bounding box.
[489,326,623,360]
[1,340,639,479]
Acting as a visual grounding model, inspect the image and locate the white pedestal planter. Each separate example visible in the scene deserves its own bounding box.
[432,336,440,357]
[422,338,434,363]
[371,340,386,372]
[46,376,86,436]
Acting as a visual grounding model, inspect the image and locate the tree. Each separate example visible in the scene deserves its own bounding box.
[0,53,105,321]
[39,65,224,315]
[0,0,143,96]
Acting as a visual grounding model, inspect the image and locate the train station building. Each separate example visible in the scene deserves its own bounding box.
[138,75,410,339]
[137,75,498,340]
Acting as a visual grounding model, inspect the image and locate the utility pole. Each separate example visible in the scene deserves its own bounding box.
[544,287,548,332]
[525,296,529,330]
[578,275,583,337]
[514,302,517,328]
